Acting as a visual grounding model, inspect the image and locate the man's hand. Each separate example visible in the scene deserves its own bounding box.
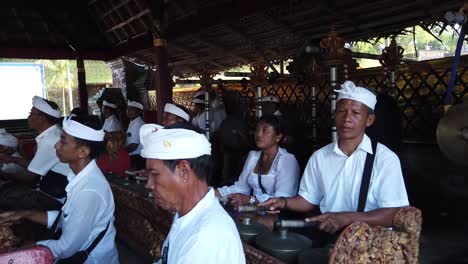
[227,193,250,206]
[306,212,353,234]
[0,211,28,226]
[258,197,287,214]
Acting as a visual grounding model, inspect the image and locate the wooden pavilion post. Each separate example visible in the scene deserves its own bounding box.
[320,29,345,142]
[76,56,88,114]
[152,37,173,123]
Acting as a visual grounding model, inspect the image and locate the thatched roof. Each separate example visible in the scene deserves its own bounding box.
[0,0,462,75]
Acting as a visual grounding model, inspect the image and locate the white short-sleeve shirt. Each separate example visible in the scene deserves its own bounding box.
[37,160,119,264]
[1,152,25,174]
[27,125,71,177]
[102,115,122,132]
[218,148,300,203]
[126,116,145,155]
[299,134,409,213]
[154,188,245,264]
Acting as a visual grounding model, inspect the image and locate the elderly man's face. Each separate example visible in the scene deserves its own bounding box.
[335,99,375,140]
[145,159,183,212]
[162,112,180,127]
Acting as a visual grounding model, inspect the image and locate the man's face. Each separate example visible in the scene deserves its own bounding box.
[162,112,180,127]
[145,159,183,212]
[126,107,141,120]
[334,99,375,140]
[54,131,82,163]
[262,102,278,115]
[27,107,44,130]
[102,106,112,118]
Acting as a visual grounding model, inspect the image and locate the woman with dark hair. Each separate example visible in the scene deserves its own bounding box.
[215,115,300,206]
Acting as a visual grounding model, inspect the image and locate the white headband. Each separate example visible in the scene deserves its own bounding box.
[0,129,18,148]
[103,100,117,109]
[32,96,61,118]
[128,101,144,110]
[335,81,377,110]
[164,103,190,121]
[62,115,105,142]
[262,95,280,103]
[140,124,211,160]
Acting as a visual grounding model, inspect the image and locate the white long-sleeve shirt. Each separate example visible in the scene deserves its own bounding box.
[37,160,119,264]
[103,115,122,132]
[126,116,145,155]
[299,134,409,213]
[217,148,300,203]
[154,188,245,264]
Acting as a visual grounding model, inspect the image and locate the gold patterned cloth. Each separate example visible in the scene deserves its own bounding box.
[330,206,422,264]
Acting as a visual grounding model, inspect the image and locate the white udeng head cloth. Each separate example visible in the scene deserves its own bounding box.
[127,100,144,110]
[262,95,280,103]
[103,100,117,109]
[140,124,211,160]
[32,96,61,118]
[335,81,377,110]
[62,115,105,142]
[164,103,190,121]
[0,129,18,148]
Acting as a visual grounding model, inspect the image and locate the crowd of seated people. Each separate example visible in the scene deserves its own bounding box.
[0,81,411,264]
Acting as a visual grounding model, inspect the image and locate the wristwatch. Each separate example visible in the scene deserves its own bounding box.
[249,196,256,205]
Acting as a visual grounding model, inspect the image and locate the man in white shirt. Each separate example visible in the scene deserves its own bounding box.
[125,100,146,169]
[139,125,245,264]
[262,95,282,116]
[101,100,122,132]
[0,128,24,174]
[161,103,191,127]
[0,115,119,264]
[0,96,71,211]
[191,90,227,135]
[260,81,409,235]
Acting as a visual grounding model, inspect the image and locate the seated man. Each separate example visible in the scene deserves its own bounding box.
[260,81,409,235]
[0,96,71,211]
[125,100,146,169]
[161,103,191,127]
[101,100,122,132]
[262,95,282,116]
[0,129,24,174]
[191,89,226,135]
[0,115,119,263]
[139,124,245,264]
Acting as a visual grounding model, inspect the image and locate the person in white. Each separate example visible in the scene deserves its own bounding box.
[139,125,245,264]
[0,129,24,174]
[161,103,191,127]
[262,95,282,116]
[215,114,299,206]
[0,96,71,210]
[101,100,122,132]
[0,115,119,263]
[260,81,409,234]
[125,100,146,169]
[191,89,227,134]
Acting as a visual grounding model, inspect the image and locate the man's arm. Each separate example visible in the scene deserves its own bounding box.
[306,207,403,234]
[258,195,318,213]
[1,170,39,185]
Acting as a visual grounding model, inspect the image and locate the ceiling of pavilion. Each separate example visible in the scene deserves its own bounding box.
[0,0,462,76]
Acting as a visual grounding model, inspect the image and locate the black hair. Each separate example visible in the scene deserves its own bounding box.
[70,107,83,116]
[38,99,61,124]
[160,125,213,183]
[70,115,105,159]
[257,114,285,136]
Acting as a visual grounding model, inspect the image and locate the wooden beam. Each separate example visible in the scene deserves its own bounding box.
[0,46,112,60]
[106,9,151,33]
[196,36,250,64]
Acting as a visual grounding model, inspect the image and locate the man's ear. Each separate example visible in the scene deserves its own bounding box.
[366,114,375,127]
[176,160,191,183]
[78,145,91,159]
